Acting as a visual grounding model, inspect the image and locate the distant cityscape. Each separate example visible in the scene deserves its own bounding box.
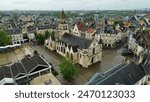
[0,8,150,85]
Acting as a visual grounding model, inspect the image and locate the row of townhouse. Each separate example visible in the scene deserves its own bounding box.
[128,30,150,56]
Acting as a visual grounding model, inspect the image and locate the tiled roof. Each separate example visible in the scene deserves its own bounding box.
[77,22,88,32]
[87,28,95,35]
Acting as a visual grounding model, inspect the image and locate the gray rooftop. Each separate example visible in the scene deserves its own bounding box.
[0,54,50,84]
[60,33,92,50]
[87,63,146,85]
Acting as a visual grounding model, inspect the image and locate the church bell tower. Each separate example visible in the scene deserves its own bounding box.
[58,9,69,36]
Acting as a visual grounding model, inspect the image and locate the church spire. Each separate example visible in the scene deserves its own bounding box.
[58,9,69,36]
[60,9,67,19]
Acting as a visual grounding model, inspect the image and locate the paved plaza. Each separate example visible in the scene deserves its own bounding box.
[31,45,124,85]
[0,44,124,85]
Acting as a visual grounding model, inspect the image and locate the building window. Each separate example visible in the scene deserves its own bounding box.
[57,46,59,50]
[67,52,69,58]
[148,77,150,81]
[61,47,63,52]
[91,57,94,63]
[93,48,95,54]
[59,46,61,51]
[71,54,73,60]
[63,48,65,53]
[80,54,82,58]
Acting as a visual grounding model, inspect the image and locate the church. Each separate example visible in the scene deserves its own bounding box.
[45,10,102,68]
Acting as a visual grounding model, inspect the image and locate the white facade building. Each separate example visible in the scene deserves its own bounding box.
[128,30,150,56]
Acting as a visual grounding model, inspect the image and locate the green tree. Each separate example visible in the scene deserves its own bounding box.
[35,33,45,44]
[44,30,51,39]
[60,58,79,82]
[0,30,12,46]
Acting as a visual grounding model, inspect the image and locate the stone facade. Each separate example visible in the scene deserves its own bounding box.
[27,33,35,41]
[136,75,150,85]
[78,41,102,68]
[58,10,69,36]
[95,32,126,48]
[72,24,81,37]
[128,30,150,56]
[45,10,102,68]
[45,35,56,51]
[11,34,24,44]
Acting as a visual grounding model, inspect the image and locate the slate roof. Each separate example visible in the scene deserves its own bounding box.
[0,55,50,84]
[129,16,138,22]
[5,28,22,35]
[37,25,49,30]
[21,55,48,73]
[11,63,26,77]
[60,33,92,50]
[87,63,146,85]
[27,26,36,33]
[142,54,150,75]
[96,28,105,34]
[0,66,12,81]
[104,25,117,34]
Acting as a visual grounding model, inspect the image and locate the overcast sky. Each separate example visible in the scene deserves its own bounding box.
[0,0,149,10]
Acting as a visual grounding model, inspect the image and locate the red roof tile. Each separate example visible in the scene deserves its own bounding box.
[77,21,88,31]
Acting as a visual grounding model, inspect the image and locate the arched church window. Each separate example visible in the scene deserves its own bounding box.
[71,54,73,60]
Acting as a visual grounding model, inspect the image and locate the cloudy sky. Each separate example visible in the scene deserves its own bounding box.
[0,0,149,10]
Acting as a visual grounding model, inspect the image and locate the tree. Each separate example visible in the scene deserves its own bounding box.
[0,30,12,46]
[44,30,51,39]
[59,58,79,82]
[35,33,45,44]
